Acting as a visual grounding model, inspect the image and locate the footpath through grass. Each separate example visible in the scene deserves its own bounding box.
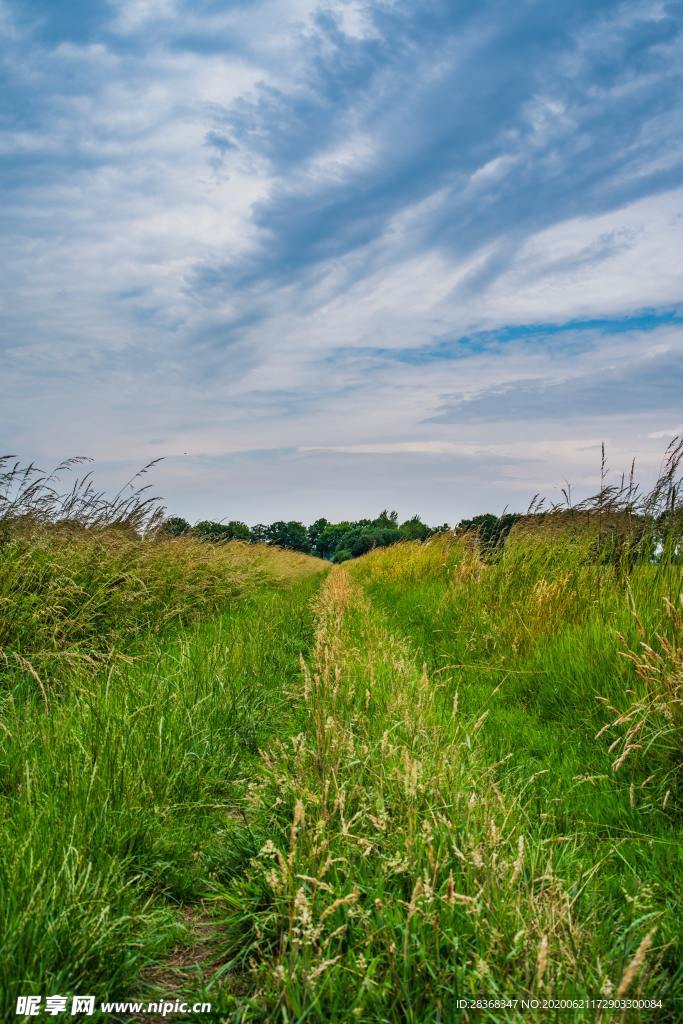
[0,556,323,1020]
[215,542,681,1022]
[2,515,680,1021]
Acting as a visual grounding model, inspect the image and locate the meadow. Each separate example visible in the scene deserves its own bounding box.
[0,454,681,1022]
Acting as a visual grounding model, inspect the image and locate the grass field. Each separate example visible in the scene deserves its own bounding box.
[1,462,681,1022]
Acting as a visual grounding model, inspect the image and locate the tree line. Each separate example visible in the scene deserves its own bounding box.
[158,511,523,561]
[158,504,683,564]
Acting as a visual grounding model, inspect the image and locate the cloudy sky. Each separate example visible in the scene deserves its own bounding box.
[2,0,682,524]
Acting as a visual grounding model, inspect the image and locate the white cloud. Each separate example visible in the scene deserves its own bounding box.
[648,427,683,439]
[2,0,682,521]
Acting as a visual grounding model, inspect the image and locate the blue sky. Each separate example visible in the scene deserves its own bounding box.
[1,0,682,523]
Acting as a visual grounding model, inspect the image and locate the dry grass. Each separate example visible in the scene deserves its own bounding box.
[211,442,682,1018]
[0,522,323,696]
[2,447,680,1020]
[214,565,678,1020]
[597,593,682,788]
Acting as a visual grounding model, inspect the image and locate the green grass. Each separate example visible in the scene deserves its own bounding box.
[0,523,320,695]
[1,468,681,1022]
[0,572,322,1020]
[210,536,681,1022]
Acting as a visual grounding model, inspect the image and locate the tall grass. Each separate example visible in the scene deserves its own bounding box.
[0,572,322,1020]
[0,455,165,532]
[2,448,680,1020]
[211,449,681,1021]
[0,456,326,1018]
[215,567,678,1019]
[0,458,321,697]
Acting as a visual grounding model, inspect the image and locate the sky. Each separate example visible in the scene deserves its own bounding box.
[1,0,682,525]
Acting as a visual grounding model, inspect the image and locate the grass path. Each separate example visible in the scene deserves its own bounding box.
[3,551,677,1022]
[216,566,679,1023]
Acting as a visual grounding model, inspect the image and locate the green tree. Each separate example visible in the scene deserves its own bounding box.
[265,521,311,553]
[193,520,251,543]
[337,525,401,557]
[316,522,353,559]
[399,515,431,541]
[225,520,251,541]
[158,516,191,537]
[456,513,520,551]
[373,509,399,529]
[308,518,329,554]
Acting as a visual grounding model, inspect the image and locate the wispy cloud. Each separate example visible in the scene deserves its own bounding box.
[1,0,682,520]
